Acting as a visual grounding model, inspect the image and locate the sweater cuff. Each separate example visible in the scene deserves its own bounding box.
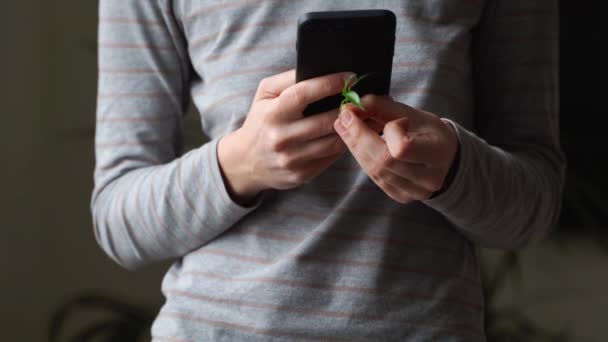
[422,120,471,215]
[205,136,265,222]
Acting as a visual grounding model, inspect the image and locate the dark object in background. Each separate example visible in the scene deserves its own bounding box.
[48,293,155,342]
[558,2,608,239]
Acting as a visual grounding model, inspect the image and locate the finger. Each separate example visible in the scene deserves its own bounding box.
[284,106,382,144]
[255,69,296,101]
[365,146,434,201]
[378,171,433,203]
[282,108,340,143]
[382,159,445,193]
[280,134,346,167]
[376,179,413,204]
[359,94,421,126]
[277,71,355,120]
[385,125,444,166]
[292,153,344,185]
[334,108,387,175]
[384,117,443,165]
[364,119,385,134]
[340,104,386,134]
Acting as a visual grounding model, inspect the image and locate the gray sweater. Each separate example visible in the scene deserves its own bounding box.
[92,0,563,340]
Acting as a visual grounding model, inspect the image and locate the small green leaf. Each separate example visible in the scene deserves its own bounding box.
[343,90,365,110]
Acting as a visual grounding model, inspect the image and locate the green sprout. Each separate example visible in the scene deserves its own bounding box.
[340,73,368,111]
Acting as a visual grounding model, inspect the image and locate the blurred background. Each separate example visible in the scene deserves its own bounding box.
[2,1,606,341]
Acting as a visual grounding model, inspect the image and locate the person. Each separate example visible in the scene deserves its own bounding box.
[92,1,563,340]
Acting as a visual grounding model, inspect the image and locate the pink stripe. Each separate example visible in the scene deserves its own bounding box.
[204,66,288,87]
[149,170,198,251]
[232,227,460,255]
[134,170,171,252]
[97,155,161,171]
[192,145,222,219]
[181,270,483,311]
[166,290,482,336]
[183,0,306,23]
[175,156,208,231]
[198,90,255,114]
[160,172,203,244]
[391,87,467,107]
[158,311,349,341]
[191,21,293,48]
[394,61,466,75]
[198,247,480,285]
[95,138,171,148]
[204,43,292,62]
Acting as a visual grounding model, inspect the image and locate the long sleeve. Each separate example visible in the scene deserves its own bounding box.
[424,0,565,250]
[91,0,263,270]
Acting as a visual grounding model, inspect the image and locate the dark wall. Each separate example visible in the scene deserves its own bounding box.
[559,2,608,234]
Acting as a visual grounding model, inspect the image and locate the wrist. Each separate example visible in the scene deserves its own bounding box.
[217,130,262,205]
[430,119,461,198]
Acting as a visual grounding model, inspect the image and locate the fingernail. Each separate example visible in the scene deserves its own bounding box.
[341,110,352,126]
[334,119,346,135]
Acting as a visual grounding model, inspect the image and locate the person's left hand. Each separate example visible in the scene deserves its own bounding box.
[333,95,459,204]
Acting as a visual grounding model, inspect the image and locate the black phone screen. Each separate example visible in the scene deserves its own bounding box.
[296,10,396,116]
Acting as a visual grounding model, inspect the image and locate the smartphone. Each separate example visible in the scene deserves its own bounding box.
[296,10,396,116]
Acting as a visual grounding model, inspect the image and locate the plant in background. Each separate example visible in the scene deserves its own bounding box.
[49,292,155,342]
[340,73,368,111]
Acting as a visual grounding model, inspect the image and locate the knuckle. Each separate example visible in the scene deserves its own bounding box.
[258,77,272,91]
[284,86,306,107]
[369,164,386,185]
[388,191,410,205]
[267,130,286,152]
[331,136,346,153]
[373,176,386,190]
[362,94,380,109]
[348,124,361,143]
[430,115,444,127]
[320,78,337,95]
[385,120,400,133]
[398,195,414,205]
[393,138,411,160]
[394,140,410,159]
[288,171,308,185]
[393,195,407,204]
[276,153,293,169]
[428,176,445,193]
[323,113,338,135]
[414,190,433,201]
[380,148,396,170]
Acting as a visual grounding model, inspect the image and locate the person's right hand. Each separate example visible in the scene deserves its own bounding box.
[218,69,372,205]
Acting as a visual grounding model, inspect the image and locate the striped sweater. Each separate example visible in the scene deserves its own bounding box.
[92,1,563,341]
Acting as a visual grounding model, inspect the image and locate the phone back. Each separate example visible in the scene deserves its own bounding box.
[296,10,396,116]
